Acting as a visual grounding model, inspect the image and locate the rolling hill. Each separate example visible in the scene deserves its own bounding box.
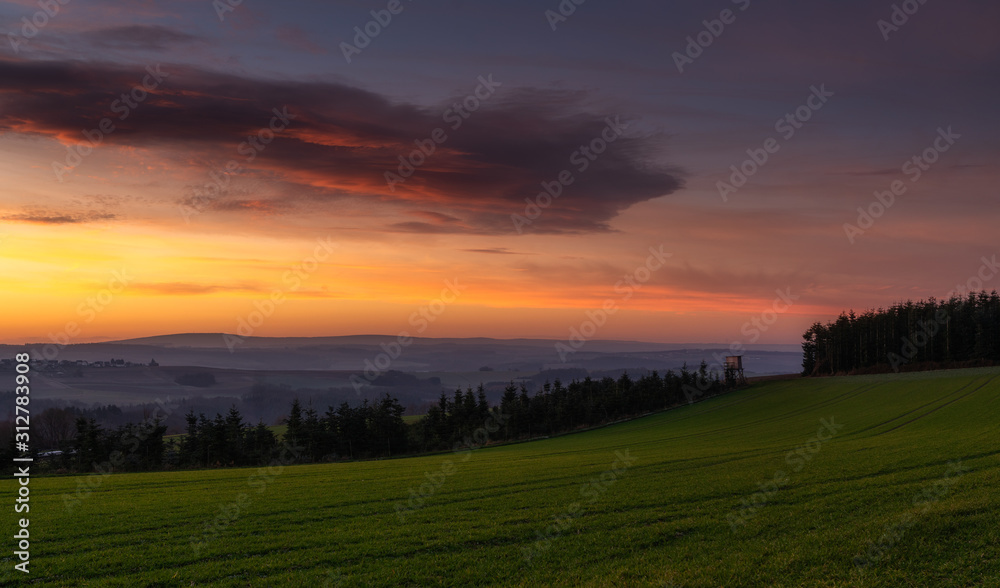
[2,334,802,374]
[4,367,998,586]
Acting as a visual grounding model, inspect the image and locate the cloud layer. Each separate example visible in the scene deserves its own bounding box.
[0,56,682,234]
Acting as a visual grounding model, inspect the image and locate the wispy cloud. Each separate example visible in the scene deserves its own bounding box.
[461,248,526,255]
[1,211,117,224]
[80,25,202,51]
[130,282,263,296]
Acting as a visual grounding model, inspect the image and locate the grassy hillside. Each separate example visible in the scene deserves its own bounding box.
[4,368,999,586]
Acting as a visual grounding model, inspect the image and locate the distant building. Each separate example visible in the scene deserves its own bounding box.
[726,355,748,385]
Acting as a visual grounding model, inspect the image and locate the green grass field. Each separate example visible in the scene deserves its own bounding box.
[4,368,999,586]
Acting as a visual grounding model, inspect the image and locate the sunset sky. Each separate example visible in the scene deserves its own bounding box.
[1,0,998,345]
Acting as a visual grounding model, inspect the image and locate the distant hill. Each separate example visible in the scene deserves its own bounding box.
[2,334,802,374]
[109,333,401,349]
[106,333,801,353]
[22,367,1000,586]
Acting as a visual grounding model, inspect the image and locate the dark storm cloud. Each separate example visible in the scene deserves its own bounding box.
[0,58,683,234]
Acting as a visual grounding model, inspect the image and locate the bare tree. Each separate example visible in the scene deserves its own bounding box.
[36,407,75,450]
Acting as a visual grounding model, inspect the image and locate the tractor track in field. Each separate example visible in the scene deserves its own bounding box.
[870,373,999,437]
[637,379,859,435]
[842,373,999,439]
[648,381,879,445]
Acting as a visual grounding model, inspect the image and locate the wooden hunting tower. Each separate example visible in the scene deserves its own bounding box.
[726,355,748,385]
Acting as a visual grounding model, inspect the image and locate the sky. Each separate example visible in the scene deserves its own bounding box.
[0,0,998,346]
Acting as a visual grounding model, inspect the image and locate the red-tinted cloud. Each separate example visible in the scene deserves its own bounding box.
[0,58,683,234]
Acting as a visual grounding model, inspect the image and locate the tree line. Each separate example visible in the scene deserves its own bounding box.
[415,363,725,449]
[802,291,1000,375]
[68,416,168,472]
[13,364,729,474]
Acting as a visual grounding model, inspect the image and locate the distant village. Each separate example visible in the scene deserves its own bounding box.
[0,357,158,374]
